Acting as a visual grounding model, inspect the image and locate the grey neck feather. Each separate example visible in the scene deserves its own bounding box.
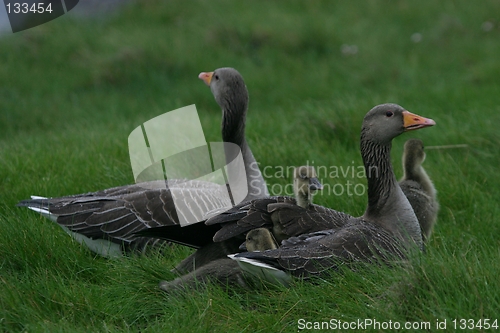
[361,136,423,249]
[220,97,268,200]
[221,97,247,146]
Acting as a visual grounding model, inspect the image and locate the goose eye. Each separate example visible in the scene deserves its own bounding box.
[386,111,394,117]
[214,74,219,80]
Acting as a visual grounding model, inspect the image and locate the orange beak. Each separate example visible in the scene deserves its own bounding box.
[198,72,214,86]
[402,111,436,131]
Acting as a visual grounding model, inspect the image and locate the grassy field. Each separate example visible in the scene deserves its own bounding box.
[1,0,500,331]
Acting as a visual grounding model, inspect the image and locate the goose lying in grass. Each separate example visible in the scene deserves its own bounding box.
[17,68,268,263]
[229,104,435,283]
[158,103,436,291]
[399,139,439,242]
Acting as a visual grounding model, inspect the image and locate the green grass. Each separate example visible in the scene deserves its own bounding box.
[1,0,500,331]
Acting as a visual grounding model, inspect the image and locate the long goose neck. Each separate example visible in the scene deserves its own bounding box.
[361,135,423,249]
[221,103,247,147]
[221,101,268,199]
[361,138,396,217]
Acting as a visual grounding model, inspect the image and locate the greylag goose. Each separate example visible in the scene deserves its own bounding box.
[17,68,267,262]
[399,139,439,242]
[226,104,436,285]
[156,103,436,291]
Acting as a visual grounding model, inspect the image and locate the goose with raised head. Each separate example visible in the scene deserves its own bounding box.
[399,139,439,242]
[199,68,268,200]
[157,104,436,291]
[17,68,267,262]
[229,104,435,283]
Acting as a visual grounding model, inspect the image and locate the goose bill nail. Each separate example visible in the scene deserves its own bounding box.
[402,111,436,131]
[198,72,214,86]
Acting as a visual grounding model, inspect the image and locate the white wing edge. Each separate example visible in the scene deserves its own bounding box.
[228,254,291,287]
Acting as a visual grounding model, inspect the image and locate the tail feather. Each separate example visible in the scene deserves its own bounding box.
[26,206,58,222]
[31,195,48,200]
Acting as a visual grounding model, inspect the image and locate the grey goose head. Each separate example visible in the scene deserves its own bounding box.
[199,68,249,145]
[361,104,436,145]
[199,67,268,200]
